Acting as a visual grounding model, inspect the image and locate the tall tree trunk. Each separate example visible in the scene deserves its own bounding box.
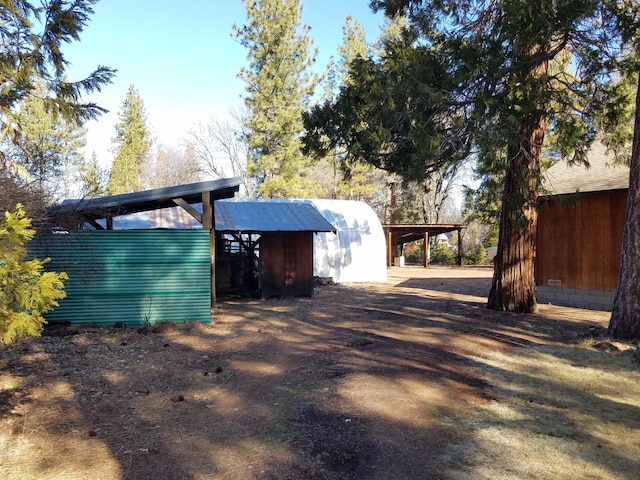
[487,122,544,313]
[487,55,548,313]
[608,72,640,340]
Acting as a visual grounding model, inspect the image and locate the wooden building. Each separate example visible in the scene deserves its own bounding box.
[214,200,336,298]
[536,143,629,310]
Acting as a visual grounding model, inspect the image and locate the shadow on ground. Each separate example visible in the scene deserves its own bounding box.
[1,266,635,480]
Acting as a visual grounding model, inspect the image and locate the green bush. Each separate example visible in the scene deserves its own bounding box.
[403,242,424,264]
[430,243,457,265]
[0,204,67,345]
[462,246,486,265]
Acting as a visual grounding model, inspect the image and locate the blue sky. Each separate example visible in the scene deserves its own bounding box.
[64,0,385,167]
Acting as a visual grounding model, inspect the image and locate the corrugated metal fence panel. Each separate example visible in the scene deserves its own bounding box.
[29,230,211,326]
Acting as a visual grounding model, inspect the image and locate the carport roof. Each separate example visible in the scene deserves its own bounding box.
[215,199,336,233]
[49,177,241,223]
[382,224,467,244]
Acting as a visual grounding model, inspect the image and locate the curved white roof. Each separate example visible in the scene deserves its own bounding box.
[308,199,387,283]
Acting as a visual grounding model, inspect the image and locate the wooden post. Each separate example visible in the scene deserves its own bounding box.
[457,228,463,266]
[386,229,393,267]
[202,192,216,309]
[423,232,429,268]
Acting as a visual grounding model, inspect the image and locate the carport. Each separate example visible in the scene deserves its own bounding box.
[383,223,467,267]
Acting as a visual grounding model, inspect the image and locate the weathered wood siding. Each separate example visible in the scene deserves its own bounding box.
[261,232,314,298]
[536,191,627,292]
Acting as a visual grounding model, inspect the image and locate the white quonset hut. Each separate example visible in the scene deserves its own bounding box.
[307,199,387,283]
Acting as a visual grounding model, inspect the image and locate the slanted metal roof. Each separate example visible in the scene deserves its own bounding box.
[382,224,467,244]
[50,177,241,220]
[215,199,336,233]
[541,142,629,197]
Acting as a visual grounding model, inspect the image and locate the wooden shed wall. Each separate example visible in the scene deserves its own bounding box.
[261,232,314,298]
[536,191,626,292]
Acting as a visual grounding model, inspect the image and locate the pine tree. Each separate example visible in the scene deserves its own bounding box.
[370,0,629,313]
[233,0,319,198]
[0,204,67,345]
[15,84,86,198]
[79,152,107,198]
[337,16,370,87]
[0,1,115,144]
[108,85,152,194]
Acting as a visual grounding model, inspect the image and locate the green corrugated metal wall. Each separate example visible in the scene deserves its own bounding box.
[29,230,211,326]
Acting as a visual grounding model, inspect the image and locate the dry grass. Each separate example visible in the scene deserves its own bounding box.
[1,266,639,479]
[444,340,640,480]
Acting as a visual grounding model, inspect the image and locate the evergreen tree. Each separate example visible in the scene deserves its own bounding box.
[304,29,472,222]
[79,152,107,198]
[370,0,629,313]
[0,0,115,145]
[0,204,67,345]
[233,0,319,198]
[15,84,86,198]
[310,15,387,202]
[108,85,152,194]
[336,16,371,87]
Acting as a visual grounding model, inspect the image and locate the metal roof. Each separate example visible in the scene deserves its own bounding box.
[50,177,242,220]
[541,142,629,197]
[215,199,336,233]
[382,223,467,244]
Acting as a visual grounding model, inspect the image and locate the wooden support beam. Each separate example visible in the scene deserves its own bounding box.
[87,219,105,230]
[201,192,212,229]
[202,191,216,309]
[457,228,463,266]
[423,232,429,268]
[172,197,202,223]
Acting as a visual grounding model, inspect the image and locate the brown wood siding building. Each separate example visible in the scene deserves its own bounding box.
[536,143,629,310]
[536,191,626,292]
[214,200,336,299]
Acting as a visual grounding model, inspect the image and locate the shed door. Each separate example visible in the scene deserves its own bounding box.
[261,232,313,297]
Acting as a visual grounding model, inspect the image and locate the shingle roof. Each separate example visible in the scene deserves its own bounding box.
[541,142,629,197]
[215,199,336,233]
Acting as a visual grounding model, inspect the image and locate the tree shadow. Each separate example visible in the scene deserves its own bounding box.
[0,269,632,479]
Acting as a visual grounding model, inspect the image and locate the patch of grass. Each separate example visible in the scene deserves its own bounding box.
[444,342,640,480]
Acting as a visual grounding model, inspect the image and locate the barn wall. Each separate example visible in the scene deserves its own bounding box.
[29,230,212,326]
[261,232,314,297]
[536,191,626,309]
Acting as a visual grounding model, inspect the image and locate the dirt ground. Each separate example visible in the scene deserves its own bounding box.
[0,266,616,479]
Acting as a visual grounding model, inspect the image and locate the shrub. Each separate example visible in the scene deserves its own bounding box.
[429,243,457,265]
[403,242,424,264]
[0,204,67,345]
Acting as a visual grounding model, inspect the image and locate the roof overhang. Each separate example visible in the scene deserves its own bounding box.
[382,224,467,244]
[49,177,241,228]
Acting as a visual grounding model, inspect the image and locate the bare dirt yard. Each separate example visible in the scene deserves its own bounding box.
[1,266,639,480]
